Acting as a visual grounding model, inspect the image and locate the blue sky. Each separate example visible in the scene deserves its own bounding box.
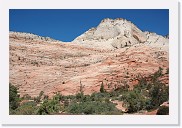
[9,9,169,42]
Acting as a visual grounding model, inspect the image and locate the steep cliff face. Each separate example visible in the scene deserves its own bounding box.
[9,18,169,98]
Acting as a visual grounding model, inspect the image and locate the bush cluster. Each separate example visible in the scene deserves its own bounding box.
[119,67,169,113]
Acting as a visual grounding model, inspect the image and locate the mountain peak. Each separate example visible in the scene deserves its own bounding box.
[73,18,168,49]
[100,18,128,23]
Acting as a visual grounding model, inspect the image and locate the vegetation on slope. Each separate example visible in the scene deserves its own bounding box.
[9,67,169,115]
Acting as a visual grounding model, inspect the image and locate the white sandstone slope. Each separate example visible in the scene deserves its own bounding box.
[72,18,168,50]
[144,31,169,45]
[10,31,61,43]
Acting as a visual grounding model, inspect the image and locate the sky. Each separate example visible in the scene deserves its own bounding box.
[9,9,169,42]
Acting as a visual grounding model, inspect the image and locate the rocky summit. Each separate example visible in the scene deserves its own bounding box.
[9,18,169,98]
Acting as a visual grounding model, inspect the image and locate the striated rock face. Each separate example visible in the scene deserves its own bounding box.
[9,18,169,98]
[144,31,169,45]
[73,18,156,49]
[73,18,168,50]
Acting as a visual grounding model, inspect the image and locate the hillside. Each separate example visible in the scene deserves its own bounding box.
[9,18,169,115]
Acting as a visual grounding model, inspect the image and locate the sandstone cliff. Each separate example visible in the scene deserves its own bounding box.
[9,18,169,97]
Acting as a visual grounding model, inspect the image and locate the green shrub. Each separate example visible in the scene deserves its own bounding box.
[90,92,110,102]
[9,83,20,110]
[37,94,61,115]
[157,106,169,115]
[119,67,169,113]
[100,82,105,93]
[152,67,163,82]
[121,90,147,113]
[22,94,31,100]
[135,77,148,90]
[67,101,119,115]
[76,92,84,101]
[166,68,169,74]
[149,82,169,108]
[14,101,37,115]
[34,91,44,103]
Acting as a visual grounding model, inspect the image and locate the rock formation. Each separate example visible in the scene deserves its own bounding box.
[9,18,169,98]
[73,18,168,49]
[10,31,60,43]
